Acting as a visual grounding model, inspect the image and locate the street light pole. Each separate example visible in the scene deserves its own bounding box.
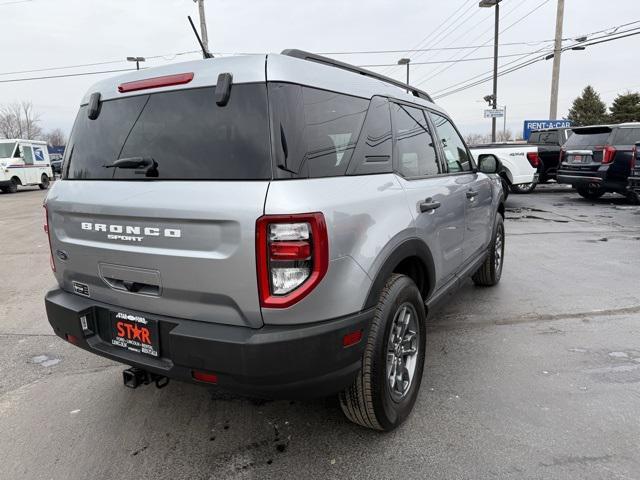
[126,56,145,70]
[479,0,501,143]
[397,58,411,92]
[549,0,565,120]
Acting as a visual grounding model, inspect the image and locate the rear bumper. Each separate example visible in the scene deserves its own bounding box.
[629,176,640,194]
[45,288,372,399]
[557,165,628,192]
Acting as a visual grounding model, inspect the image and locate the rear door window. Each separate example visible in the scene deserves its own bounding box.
[429,112,473,173]
[65,84,272,180]
[269,83,369,178]
[392,103,440,178]
[613,128,640,146]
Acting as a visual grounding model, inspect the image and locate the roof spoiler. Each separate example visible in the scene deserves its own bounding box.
[281,49,434,103]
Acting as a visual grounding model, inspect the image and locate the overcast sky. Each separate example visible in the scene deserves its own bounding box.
[2,0,639,139]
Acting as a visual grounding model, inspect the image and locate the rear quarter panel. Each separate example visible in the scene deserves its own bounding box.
[262,174,415,325]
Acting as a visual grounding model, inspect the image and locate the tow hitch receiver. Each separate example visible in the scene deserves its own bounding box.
[123,367,169,389]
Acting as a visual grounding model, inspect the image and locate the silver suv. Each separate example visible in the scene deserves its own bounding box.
[44,50,505,431]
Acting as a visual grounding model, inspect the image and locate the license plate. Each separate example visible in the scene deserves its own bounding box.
[110,311,160,357]
[572,155,583,163]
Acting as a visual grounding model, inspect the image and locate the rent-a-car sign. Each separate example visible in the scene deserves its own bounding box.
[523,120,572,140]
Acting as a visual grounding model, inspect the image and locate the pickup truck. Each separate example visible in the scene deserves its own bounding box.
[470,143,540,194]
[527,127,573,183]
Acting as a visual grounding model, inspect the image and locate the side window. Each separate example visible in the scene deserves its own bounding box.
[392,103,440,178]
[22,146,34,164]
[348,96,393,175]
[33,146,45,162]
[429,112,472,173]
[269,83,369,178]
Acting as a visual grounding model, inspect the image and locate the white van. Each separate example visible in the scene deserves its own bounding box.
[0,139,53,193]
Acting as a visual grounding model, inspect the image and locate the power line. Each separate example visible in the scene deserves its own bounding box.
[414,0,552,87]
[433,29,640,100]
[0,68,137,84]
[358,51,546,68]
[0,0,32,5]
[432,25,640,98]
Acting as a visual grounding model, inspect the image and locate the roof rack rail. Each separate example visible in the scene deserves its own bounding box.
[281,49,434,103]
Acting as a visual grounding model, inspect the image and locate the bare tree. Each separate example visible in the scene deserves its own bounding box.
[0,101,43,139]
[464,133,492,145]
[495,129,514,142]
[45,128,66,146]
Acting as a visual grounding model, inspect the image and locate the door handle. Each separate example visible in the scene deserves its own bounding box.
[419,198,441,213]
[466,190,479,200]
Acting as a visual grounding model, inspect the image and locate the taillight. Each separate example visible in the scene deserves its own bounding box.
[526,151,540,168]
[632,143,639,170]
[43,205,55,272]
[559,149,565,164]
[256,213,328,308]
[602,145,616,164]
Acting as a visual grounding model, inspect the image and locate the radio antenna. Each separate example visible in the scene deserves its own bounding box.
[188,16,213,59]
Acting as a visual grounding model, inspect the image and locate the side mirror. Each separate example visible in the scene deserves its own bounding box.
[478,154,499,174]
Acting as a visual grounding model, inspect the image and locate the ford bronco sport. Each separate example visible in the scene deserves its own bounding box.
[44,50,505,431]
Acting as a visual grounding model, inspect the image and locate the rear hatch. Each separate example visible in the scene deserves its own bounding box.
[562,126,612,171]
[46,82,272,328]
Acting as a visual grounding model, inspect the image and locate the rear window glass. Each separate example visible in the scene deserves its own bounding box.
[269,83,369,178]
[564,128,611,148]
[65,84,272,180]
[613,128,640,145]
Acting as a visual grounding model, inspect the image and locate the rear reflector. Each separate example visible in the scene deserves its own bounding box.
[343,330,363,347]
[118,72,194,93]
[192,370,218,384]
[65,334,79,345]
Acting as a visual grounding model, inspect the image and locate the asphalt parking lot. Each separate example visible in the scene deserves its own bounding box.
[1,183,640,480]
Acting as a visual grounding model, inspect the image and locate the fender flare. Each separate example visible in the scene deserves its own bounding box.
[363,237,436,310]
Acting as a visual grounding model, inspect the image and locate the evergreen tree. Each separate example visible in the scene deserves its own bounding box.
[609,92,640,123]
[567,86,608,126]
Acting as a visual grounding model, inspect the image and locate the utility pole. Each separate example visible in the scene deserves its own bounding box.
[194,0,210,56]
[479,0,501,142]
[549,0,565,120]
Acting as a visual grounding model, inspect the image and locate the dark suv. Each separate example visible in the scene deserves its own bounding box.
[527,127,572,183]
[557,123,640,200]
[628,142,640,203]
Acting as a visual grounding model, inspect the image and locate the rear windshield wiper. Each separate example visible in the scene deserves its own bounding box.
[103,157,159,178]
[103,157,155,169]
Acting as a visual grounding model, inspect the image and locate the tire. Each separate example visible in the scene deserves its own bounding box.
[339,274,426,431]
[627,190,640,205]
[472,214,505,287]
[576,185,605,200]
[6,178,18,194]
[39,174,50,190]
[510,182,537,194]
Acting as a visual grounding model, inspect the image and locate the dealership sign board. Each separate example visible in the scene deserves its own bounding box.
[523,120,572,140]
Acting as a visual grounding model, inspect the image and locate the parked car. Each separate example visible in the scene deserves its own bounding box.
[50,153,64,175]
[0,139,53,193]
[557,123,640,201]
[43,50,506,431]
[627,141,640,203]
[469,142,540,193]
[527,127,573,183]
